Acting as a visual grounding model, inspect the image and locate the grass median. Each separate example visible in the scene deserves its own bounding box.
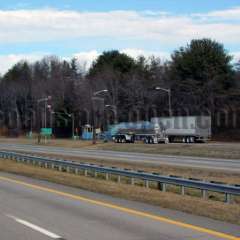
[0,159,239,225]
[16,151,240,185]
[1,137,240,159]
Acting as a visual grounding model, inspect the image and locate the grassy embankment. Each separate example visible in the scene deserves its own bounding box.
[1,137,240,159]
[0,158,240,225]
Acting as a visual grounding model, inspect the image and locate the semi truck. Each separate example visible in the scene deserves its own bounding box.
[151,116,211,143]
[112,116,211,144]
[111,121,168,144]
[82,116,211,144]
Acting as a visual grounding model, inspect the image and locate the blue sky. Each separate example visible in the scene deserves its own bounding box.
[0,0,240,73]
[1,0,240,13]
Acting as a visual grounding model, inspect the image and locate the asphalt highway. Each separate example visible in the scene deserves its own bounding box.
[0,143,240,172]
[0,172,239,240]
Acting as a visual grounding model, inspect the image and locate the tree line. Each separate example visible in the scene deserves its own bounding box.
[0,39,239,138]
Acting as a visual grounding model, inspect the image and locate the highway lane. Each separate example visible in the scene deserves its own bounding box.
[0,143,240,172]
[0,172,240,240]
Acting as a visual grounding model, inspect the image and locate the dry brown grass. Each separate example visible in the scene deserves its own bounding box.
[0,159,239,225]
[1,137,240,159]
[22,152,240,185]
[94,142,240,159]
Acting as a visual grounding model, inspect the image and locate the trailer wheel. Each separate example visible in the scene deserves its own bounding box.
[164,137,169,144]
[146,137,151,144]
[190,137,195,143]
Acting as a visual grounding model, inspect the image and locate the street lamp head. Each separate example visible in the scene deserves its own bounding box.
[93,89,109,96]
[154,86,170,92]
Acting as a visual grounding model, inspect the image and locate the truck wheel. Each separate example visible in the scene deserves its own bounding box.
[164,137,169,144]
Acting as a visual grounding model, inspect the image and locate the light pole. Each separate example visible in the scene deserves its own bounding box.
[37,96,52,129]
[69,113,75,139]
[155,87,172,116]
[37,96,51,143]
[105,105,117,124]
[92,89,108,144]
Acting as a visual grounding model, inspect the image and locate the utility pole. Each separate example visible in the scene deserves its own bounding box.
[155,87,172,116]
[37,96,51,143]
[91,89,108,144]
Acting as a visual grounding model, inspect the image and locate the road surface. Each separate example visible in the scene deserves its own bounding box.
[0,172,239,240]
[0,143,240,172]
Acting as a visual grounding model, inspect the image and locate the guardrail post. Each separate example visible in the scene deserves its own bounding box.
[145,180,149,188]
[84,169,88,176]
[202,189,207,199]
[225,193,231,204]
[131,178,135,185]
[105,173,109,180]
[75,168,79,175]
[94,171,98,178]
[66,166,70,173]
[181,186,185,195]
[158,183,166,192]
[51,163,55,169]
[117,175,121,183]
[58,165,62,171]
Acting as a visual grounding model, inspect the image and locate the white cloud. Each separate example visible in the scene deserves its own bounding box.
[0,53,46,75]
[232,52,240,62]
[0,49,169,74]
[193,7,240,20]
[121,48,170,60]
[1,49,239,75]
[72,49,171,71]
[73,50,99,69]
[0,8,240,45]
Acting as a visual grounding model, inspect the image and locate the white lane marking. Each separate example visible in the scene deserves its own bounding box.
[6,214,63,239]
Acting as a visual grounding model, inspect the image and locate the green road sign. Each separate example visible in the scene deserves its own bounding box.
[41,128,52,136]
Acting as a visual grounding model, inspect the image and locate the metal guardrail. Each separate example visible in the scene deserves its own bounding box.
[0,151,239,203]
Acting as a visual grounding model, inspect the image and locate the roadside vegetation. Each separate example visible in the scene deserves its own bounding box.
[0,159,239,225]
[1,137,240,160]
[0,39,240,139]
[12,151,240,185]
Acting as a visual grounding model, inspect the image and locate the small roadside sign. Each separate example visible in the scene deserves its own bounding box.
[40,128,52,136]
